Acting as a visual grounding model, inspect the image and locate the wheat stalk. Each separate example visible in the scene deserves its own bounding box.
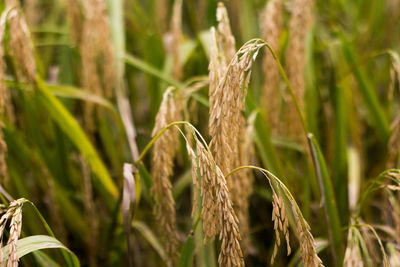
[261,0,283,133]
[151,88,183,266]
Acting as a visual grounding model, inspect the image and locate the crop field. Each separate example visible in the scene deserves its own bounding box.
[0,0,400,266]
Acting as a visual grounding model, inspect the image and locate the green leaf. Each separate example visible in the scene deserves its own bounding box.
[178,235,194,267]
[1,235,80,267]
[132,221,166,261]
[44,83,116,114]
[307,134,344,263]
[253,110,283,179]
[124,53,183,89]
[36,80,118,204]
[339,32,390,140]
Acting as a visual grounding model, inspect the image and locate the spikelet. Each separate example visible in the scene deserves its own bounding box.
[5,1,37,83]
[271,192,290,264]
[80,0,115,133]
[189,139,244,267]
[0,199,24,267]
[151,88,182,267]
[285,0,314,143]
[291,202,324,267]
[261,0,283,133]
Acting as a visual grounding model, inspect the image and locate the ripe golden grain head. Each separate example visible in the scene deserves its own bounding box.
[80,0,115,133]
[291,202,324,267]
[64,0,84,45]
[0,199,24,267]
[271,192,290,264]
[285,0,314,143]
[6,6,37,83]
[151,88,182,266]
[209,7,263,251]
[170,0,183,80]
[343,227,363,267]
[190,139,244,267]
[216,2,236,63]
[261,0,283,133]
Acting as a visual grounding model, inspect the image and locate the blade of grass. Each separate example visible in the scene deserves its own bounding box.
[1,235,79,267]
[307,133,343,263]
[124,53,183,88]
[339,32,390,140]
[36,80,118,204]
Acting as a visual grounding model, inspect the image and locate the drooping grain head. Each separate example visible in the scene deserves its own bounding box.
[285,0,314,143]
[0,199,24,267]
[190,139,244,267]
[261,0,283,133]
[209,29,263,254]
[271,192,290,264]
[156,0,169,32]
[291,202,324,267]
[209,39,264,175]
[170,0,183,80]
[216,2,236,63]
[80,0,115,133]
[23,0,40,27]
[151,88,182,267]
[6,6,37,83]
[343,227,363,267]
[64,0,83,45]
[6,206,22,267]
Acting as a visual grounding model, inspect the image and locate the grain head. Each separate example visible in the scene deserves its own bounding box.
[151,87,182,267]
[170,0,183,80]
[261,0,283,133]
[271,192,290,264]
[285,0,314,144]
[291,202,324,267]
[343,227,364,267]
[64,0,83,45]
[216,2,236,63]
[190,138,244,267]
[80,0,115,133]
[0,199,24,267]
[6,4,37,83]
